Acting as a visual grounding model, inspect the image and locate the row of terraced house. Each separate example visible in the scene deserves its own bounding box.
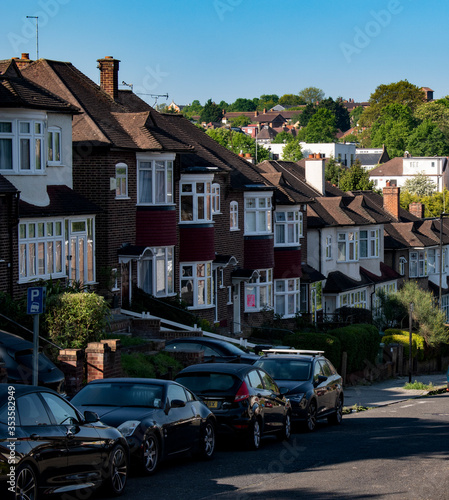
[2,52,449,334]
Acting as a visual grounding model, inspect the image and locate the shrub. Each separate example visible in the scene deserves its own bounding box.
[121,352,183,379]
[283,332,341,370]
[382,328,425,360]
[45,292,110,349]
[328,324,380,373]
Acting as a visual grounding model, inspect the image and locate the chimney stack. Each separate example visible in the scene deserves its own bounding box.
[383,185,400,220]
[409,202,424,219]
[15,53,32,70]
[97,56,120,100]
[305,155,326,195]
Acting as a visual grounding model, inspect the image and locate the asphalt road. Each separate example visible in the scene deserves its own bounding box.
[99,392,449,500]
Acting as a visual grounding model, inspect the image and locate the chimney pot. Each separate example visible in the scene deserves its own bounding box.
[21,53,29,60]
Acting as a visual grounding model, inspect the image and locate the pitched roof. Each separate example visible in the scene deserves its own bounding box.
[0,59,79,113]
[0,173,18,193]
[369,157,403,176]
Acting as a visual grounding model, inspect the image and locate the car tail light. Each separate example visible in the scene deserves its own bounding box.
[234,380,250,402]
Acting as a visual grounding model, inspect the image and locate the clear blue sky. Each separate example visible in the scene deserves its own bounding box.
[2,0,448,107]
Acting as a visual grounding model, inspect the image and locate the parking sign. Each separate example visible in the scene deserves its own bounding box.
[27,287,46,315]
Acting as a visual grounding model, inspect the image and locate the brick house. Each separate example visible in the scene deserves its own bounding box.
[0,58,100,298]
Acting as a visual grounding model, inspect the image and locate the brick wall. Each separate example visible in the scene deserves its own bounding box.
[57,348,84,397]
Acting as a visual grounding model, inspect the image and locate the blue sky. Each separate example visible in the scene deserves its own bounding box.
[2,0,448,107]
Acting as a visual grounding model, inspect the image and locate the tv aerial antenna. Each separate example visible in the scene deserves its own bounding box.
[26,16,39,59]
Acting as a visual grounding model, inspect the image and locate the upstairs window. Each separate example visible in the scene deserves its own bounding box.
[399,256,407,276]
[360,229,379,258]
[180,180,212,222]
[212,183,220,214]
[325,235,332,259]
[274,209,302,246]
[138,158,173,205]
[244,194,272,235]
[47,127,61,165]
[115,163,128,198]
[230,201,239,230]
[337,231,358,262]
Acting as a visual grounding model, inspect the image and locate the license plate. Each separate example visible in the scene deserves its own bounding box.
[205,400,219,409]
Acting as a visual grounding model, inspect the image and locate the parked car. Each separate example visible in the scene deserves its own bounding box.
[0,330,66,394]
[164,337,260,364]
[71,378,216,475]
[175,363,291,450]
[254,349,344,431]
[0,384,128,498]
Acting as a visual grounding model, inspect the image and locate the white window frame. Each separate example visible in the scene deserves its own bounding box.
[138,247,174,297]
[47,126,62,166]
[325,235,332,260]
[274,278,300,318]
[115,162,128,199]
[137,154,174,205]
[399,256,407,276]
[180,262,213,309]
[230,201,239,230]
[427,248,436,275]
[337,231,358,262]
[244,192,273,235]
[180,175,214,223]
[67,217,96,285]
[359,228,379,259]
[274,208,302,247]
[245,269,273,312]
[212,183,220,214]
[339,289,367,309]
[409,251,419,277]
[0,115,45,173]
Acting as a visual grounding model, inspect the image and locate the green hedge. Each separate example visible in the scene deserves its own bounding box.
[121,352,183,379]
[328,324,380,373]
[382,328,425,360]
[283,332,341,370]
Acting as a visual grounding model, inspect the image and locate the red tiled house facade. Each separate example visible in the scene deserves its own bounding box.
[0,58,100,298]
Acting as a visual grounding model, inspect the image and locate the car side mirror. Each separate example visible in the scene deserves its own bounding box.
[314,375,328,386]
[170,399,186,409]
[279,387,289,396]
[83,410,100,423]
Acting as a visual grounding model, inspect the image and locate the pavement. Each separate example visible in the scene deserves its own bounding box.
[343,372,448,409]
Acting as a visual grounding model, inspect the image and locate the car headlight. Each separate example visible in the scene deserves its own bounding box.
[288,394,305,404]
[117,420,141,437]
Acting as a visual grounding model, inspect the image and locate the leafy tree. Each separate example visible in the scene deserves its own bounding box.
[361,80,425,126]
[396,281,448,346]
[325,157,346,186]
[298,98,350,132]
[298,103,316,127]
[405,120,449,157]
[339,159,374,191]
[403,172,437,197]
[217,100,229,112]
[303,108,337,143]
[282,136,303,161]
[200,99,223,123]
[257,94,279,111]
[350,106,364,126]
[206,127,270,162]
[272,131,295,144]
[414,100,449,139]
[230,115,251,128]
[400,189,449,218]
[279,94,305,107]
[298,86,325,105]
[228,98,257,112]
[370,103,417,157]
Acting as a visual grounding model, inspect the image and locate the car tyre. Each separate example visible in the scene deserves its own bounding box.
[197,421,216,460]
[15,463,37,500]
[104,444,128,496]
[246,418,262,450]
[141,433,159,475]
[328,395,343,425]
[303,400,317,432]
[277,412,291,441]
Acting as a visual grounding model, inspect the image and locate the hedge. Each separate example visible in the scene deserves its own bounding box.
[283,332,341,370]
[382,328,425,360]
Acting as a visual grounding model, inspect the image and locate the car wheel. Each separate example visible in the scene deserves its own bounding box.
[104,444,128,496]
[328,396,343,425]
[198,421,215,460]
[15,463,37,500]
[247,418,262,450]
[141,433,159,475]
[277,412,291,441]
[303,400,317,432]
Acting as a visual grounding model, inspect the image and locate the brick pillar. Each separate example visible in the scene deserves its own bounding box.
[0,361,7,383]
[409,202,424,219]
[97,56,120,100]
[85,342,111,383]
[57,349,84,397]
[101,339,122,378]
[383,185,401,220]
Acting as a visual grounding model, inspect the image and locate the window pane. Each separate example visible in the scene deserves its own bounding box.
[155,169,165,203]
[29,243,36,276]
[55,241,62,273]
[20,122,30,134]
[139,169,153,203]
[47,241,53,274]
[38,223,44,237]
[0,139,13,169]
[181,196,193,221]
[47,132,54,161]
[54,133,60,161]
[71,221,86,233]
[0,122,12,133]
[20,138,30,169]
[35,139,42,169]
[38,242,45,275]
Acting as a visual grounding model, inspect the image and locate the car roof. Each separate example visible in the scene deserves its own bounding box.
[0,329,33,349]
[176,362,258,376]
[0,384,59,399]
[256,355,318,362]
[85,377,178,387]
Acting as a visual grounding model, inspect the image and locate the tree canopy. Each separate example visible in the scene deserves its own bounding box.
[325,157,346,186]
[403,172,437,197]
[206,127,270,162]
[298,86,325,105]
[405,120,449,157]
[272,131,295,144]
[227,98,257,112]
[230,115,251,128]
[200,99,223,123]
[339,159,374,191]
[279,94,305,107]
[302,108,337,143]
[282,137,303,162]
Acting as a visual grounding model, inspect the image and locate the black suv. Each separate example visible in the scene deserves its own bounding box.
[254,349,344,431]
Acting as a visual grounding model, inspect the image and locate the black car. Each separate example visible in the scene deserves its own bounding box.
[0,330,66,394]
[164,337,260,364]
[71,378,216,475]
[254,349,344,431]
[175,363,291,450]
[0,384,128,498]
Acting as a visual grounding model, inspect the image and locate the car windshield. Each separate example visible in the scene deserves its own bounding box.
[72,383,165,408]
[176,373,240,394]
[255,359,312,381]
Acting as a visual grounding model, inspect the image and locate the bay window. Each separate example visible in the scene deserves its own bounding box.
[244,193,272,235]
[245,269,273,312]
[275,278,300,317]
[180,262,213,308]
[139,247,174,297]
[137,156,173,205]
[339,289,367,308]
[337,231,358,262]
[180,176,213,222]
[274,209,302,246]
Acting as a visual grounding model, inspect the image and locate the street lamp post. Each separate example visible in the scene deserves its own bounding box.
[409,302,414,383]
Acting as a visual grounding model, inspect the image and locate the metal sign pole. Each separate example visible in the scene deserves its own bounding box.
[33,314,39,386]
